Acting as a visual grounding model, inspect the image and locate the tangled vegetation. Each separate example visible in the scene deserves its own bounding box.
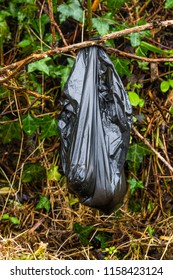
[0,0,173,260]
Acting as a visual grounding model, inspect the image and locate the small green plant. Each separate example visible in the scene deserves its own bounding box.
[126,142,152,174]
[35,195,51,211]
[164,0,173,9]
[146,225,154,237]
[128,178,144,195]
[104,246,118,260]
[0,214,20,225]
[160,79,173,93]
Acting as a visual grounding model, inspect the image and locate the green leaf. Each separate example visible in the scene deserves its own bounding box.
[112,58,130,77]
[47,165,61,181]
[128,178,144,195]
[127,142,152,173]
[135,46,148,57]
[35,195,51,211]
[169,79,173,88]
[130,32,141,47]
[28,58,51,75]
[160,81,170,93]
[147,225,154,237]
[18,39,32,48]
[165,0,173,8]
[0,119,21,144]
[169,107,173,115]
[95,232,112,249]
[57,0,83,23]
[22,163,45,183]
[73,222,93,245]
[22,114,39,136]
[106,0,129,9]
[1,214,10,220]
[92,18,111,36]
[128,91,144,107]
[141,41,168,55]
[9,217,20,225]
[57,57,75,87]
[39,116,58,139]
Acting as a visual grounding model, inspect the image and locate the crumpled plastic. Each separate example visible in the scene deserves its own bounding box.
[58,46,132,213]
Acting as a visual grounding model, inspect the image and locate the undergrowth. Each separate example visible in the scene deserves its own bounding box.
[0,0,173,260]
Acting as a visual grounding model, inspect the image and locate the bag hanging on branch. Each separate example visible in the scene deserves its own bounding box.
[58,46,132,213]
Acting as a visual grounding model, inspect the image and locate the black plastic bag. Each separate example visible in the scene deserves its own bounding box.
[58,46,132,213]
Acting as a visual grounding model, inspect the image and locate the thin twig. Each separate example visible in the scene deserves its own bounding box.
[0,19,173,80]
[132,125,173,173]
[47,0,56,47]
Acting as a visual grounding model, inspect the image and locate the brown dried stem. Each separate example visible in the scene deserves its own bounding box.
[132,125,173,173]
[0,19,173,82]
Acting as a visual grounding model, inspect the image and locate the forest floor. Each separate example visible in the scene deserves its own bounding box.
[0,0,173,260]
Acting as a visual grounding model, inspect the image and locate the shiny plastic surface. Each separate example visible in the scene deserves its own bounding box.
[58,46,132,213]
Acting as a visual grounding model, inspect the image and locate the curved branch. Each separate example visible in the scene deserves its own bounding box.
[0,19,173,82]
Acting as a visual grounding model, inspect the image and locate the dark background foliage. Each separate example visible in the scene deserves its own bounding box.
[0,0,173,260]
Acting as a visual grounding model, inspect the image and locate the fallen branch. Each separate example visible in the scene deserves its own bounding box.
[132,125,173,173]
[0,19,173,81]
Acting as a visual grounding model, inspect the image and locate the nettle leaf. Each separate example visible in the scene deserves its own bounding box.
[92,17,111,36]
[22,163,45,183]
[113,58,130,77]
[127,142,152,173]
[165,0,173,8]
[35,195,51,211]
[57,0,83,23]
[28,57,51,75]
[22,114,39,136]
[39,115,58,139]
[128,91,144,107]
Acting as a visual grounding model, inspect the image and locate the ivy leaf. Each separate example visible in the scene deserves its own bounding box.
[112,58,130,77]
[92,17,111,36]
[0,119,21,144]
[73,222,93,245]
[128,178,144,195]
[126,142,152,173]
[22,163,45,183]
[95,232,112,249]
[165,0,173,8]
[22,114,39,136]
[35,195,51,211]
[39,116,58,139]
[47,165,61,181]
[130,32,141,47]
[57,0,83,23]
[28,57,51,75]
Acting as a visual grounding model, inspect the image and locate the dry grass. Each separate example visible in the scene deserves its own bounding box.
[0,0,173,261]
[1,177,173,260]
